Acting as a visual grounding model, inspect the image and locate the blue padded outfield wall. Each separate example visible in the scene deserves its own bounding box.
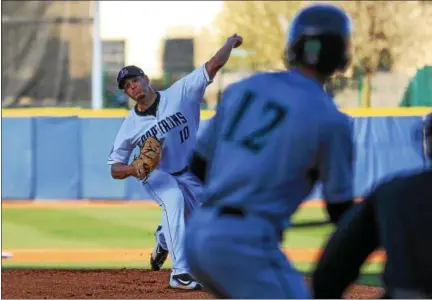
[2,108,431,201]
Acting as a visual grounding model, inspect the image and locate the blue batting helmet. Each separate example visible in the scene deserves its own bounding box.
[285,4,352,76]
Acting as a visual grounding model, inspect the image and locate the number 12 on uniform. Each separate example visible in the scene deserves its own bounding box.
[224,91,287,154]
[180,126,190,143]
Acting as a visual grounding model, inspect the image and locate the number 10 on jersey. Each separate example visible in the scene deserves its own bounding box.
[180,126,190,143]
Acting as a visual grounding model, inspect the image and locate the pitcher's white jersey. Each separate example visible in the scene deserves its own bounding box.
[107,64,212,172]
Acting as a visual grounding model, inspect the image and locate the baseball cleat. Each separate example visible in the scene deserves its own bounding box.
[150,225,168,271]
[150,244,168,271]
[169,273,203,290]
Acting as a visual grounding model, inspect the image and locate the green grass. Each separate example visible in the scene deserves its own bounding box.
[284,206,334,248]
[2,206,162,249]
[1,261,152,269]
[2,204,382,287]
[291,206,328,223]
[3,205,333,249]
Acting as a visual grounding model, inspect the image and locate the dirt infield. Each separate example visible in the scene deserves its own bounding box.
[1,248,384,299]
[3,200,381,298]
[1,269,383,299]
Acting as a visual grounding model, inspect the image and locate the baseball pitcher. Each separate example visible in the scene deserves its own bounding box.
[107,34,242,290]
[185,5,355,298]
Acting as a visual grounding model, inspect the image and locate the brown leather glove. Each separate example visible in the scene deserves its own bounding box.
[131,136,162,181]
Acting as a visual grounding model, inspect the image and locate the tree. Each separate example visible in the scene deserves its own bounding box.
[213,1,432,75]
[194,25,222,67]
[213,1,304,71]
[312,1,432,75]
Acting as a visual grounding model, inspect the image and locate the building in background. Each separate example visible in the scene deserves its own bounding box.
[162,37,195,84]
[100,1,222,77]
[1,1,94,108]
[102,39,129,109]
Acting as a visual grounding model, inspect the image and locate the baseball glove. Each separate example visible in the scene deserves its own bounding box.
[131,136,162,181]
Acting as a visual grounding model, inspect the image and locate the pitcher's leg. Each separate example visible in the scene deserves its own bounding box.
[160,200,201,290]
[150,181,192,271]
[157,195,187,275]
[145,181,188,274]
[149,189,200,290]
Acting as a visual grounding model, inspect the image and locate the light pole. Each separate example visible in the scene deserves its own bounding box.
[91,0,103,109]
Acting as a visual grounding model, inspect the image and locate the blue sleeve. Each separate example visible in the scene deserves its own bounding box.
[107,121,134,165]
[107,139,133,165]
[319,114,355,203]
[180,64,213,104]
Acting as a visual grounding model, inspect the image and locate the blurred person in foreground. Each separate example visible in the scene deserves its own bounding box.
[185,4,356,298]
[312,113,432,299]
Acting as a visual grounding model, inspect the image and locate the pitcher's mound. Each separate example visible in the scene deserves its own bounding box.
[2,269,383,299]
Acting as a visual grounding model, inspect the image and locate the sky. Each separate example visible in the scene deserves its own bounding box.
[100,1,223,77]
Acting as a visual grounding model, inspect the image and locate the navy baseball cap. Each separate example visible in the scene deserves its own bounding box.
[117,65,145,89]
